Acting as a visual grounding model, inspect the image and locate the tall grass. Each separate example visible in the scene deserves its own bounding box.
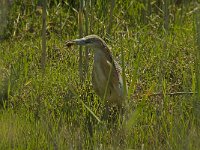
[0,0,199,149]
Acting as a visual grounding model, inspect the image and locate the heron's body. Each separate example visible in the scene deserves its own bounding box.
[92,47,124,107]
[66,35,126,113]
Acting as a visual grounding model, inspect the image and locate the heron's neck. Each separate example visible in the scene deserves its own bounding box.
[93,46,113,63]
[93,48,107,62]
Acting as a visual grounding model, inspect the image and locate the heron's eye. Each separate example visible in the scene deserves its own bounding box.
[85,40,91,44]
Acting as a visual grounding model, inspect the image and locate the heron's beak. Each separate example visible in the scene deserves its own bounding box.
[65,40,76,47]
[73,38,87,45]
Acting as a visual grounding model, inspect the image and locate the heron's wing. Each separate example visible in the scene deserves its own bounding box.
[113,60,122,75]
[113,60,126,98]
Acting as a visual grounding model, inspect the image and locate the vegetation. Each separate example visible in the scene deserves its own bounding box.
[0,0,200,149]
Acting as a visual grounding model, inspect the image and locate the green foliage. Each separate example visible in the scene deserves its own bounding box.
[0,0,199,149]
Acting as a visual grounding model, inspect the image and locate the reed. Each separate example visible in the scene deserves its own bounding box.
[78,0,84,82]
[194,4,200,123]
[41,0,47,76]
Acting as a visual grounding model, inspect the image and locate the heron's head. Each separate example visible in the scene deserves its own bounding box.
[72,35,106,49]
[66,35,111,59]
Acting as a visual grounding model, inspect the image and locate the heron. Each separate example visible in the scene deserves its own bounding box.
[66,35,127,119]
